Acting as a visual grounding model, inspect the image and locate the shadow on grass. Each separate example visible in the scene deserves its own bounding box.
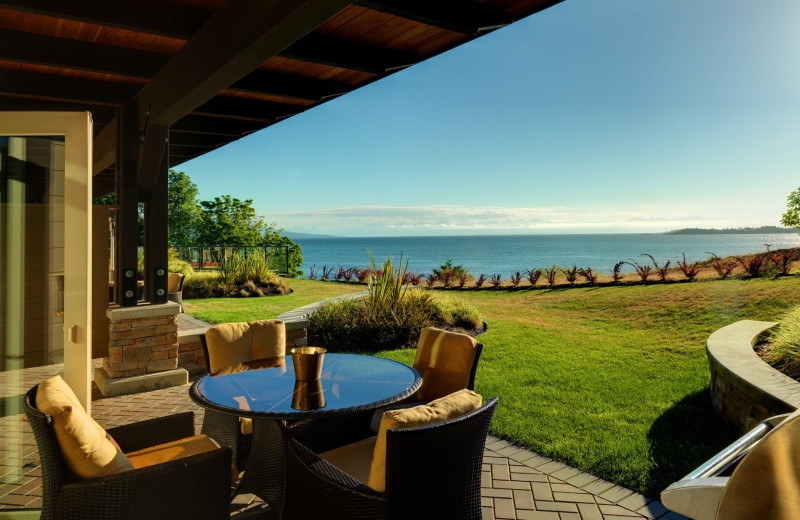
[645,388,739,497]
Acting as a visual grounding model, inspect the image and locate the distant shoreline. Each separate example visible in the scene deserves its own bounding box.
[664,226,796,235]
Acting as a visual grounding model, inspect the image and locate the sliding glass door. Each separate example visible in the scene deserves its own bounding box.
[0,112,92,514]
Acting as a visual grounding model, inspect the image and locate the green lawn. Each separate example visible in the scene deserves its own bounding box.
[186,276,800,496]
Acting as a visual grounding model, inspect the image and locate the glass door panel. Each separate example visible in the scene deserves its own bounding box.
[0,112,92,514]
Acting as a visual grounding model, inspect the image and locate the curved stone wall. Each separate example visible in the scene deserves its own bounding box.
[707,320,800,432]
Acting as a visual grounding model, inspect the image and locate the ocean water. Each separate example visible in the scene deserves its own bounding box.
[294,233,800,279]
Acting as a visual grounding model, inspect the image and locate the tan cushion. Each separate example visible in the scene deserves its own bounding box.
[167,273,184,293]
[367,389,483,492]
[205,322,253,372]
[717,409,800,519]
[320,436,377,485]
[412,327,479,401]
[249,319,286,360]
[240,417,253,435]
[36,376,133,479]
[126,434,219,468]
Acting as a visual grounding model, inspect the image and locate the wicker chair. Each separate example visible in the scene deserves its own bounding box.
[284,397,498,520]
[167,272,185,312]
[24,385,231,520]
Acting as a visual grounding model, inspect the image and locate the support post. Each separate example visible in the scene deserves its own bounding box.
[116,104,140,307]
[144,145,169,304]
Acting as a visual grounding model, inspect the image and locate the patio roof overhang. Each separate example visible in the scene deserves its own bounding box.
[0,0,563,306]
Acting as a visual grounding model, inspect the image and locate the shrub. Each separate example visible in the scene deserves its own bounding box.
[611,261,625,283]
[183,269,288,298]
[626,261,652,283]
[221,251,247,285]
[705,252,736,279]
[425,273,437,287]
[433,259,466,289]
[430,294,483,330]
[761,305,800,379]
[455,271,472,289]
[245,250,272,284]
[677,253,701,281]
[409,272,424,285]
[307,265,318,280]
[544,267,558,288]
[736,254,767,278]
[510,272,522,287]
[367,252,407,315]
[168,248,195,276]
[489,274,502,288]
[320,265,334,281]
[355,268,370,283]
[765,245,798,276]
[642,254,670,282]
[578,267,598,286]
[525,268,541,287]
[475,274,487,288]
[561,265,578,286]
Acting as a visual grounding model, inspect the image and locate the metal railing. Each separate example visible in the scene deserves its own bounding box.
[174,245,292,275]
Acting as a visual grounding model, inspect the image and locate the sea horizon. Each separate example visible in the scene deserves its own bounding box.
[293,232,800,279]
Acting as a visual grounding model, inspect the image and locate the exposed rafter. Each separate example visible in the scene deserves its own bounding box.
[281,33,417,74]
[0,69,137,105]
[355,0,512,35]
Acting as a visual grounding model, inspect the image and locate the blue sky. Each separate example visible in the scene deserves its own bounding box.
[179,0,800,237]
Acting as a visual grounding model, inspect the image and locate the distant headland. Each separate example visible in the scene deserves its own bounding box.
[665,226,797,235]
[283,231,339,239]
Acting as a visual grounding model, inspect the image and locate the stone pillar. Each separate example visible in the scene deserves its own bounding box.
[94,302,188,397]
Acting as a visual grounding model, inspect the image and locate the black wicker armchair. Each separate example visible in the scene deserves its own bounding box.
[24,385,231,520]
[284,397,498,520]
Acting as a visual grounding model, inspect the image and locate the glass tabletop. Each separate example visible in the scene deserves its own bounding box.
[191,353,421,418]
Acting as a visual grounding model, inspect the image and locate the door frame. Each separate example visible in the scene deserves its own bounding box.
[0,111,93,412]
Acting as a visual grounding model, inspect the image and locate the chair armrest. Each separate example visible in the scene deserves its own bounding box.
[58,447,232,520]
[289,410,375,453]
[106,412,195,452]
[660,477,728,520]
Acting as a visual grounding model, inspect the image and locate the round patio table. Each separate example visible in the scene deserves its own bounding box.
[189,354,421,518]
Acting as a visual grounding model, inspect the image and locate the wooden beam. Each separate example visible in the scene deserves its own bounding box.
[116,103,140,307]
[135,0,355,127]
[0,28,169,78]
[0,0,210,40]
[143,147,169,304]
[232,69,350,101]
[136,123,169,192]
[280,33,417,74]
[93,116,117,175]
[355,0,512,35]
[168,132,236,149]
[194,96,301,122]
[0,95,117,122]
[0,69,136,105]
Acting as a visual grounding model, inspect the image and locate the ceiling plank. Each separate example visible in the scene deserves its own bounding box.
[135,0,355,127]
[0,0,210,39]
[0,69,137,105]
[0,94,117,122]
[194,96,301,122]
[169,132,238,149]
[232,69,350,101]
[93,117,117,175]
[355,0,512,35]
[0,28,169,77]
[170,114,266,137]
[280,33,417,74]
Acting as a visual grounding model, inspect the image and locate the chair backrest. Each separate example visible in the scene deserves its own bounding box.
[716,409,800,519]
[23,385,68,517]
[412,327,484,401]
[167,273,185,294]
[383,397,497,520]
[201,319,286,373]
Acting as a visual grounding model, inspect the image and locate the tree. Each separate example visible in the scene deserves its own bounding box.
[781,187,800,231]
[168,170,201,246]
[195,195,266,245]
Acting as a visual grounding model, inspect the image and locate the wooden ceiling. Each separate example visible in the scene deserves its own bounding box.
[0,0,563,174]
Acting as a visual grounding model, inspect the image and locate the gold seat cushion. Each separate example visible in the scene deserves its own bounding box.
[412,327,479,402]
[167,273,184,293]
[36,376,133,479]
[205,322,253,372]
[367,388,483,492]
[126,434,238,484]
[249,319,286,360]
[320,436,378,485]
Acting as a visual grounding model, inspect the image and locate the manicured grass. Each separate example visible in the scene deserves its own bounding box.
[186,276,800,496]
[183,278,359,323]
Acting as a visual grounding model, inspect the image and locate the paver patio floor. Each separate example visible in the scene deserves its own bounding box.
[1,369,688,519]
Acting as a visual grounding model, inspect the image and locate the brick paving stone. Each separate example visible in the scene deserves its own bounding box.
[580,479,616,496]
[510,450,541,464]
[512,489,535,510]
[530,482,554,501]
[537,460,569,474]
[521,454,553,469]
[595,497,614,505]
[484,488,515,499]
[565,471,597,488]
[482,497,494,507]
[493,463,511,481]
[483,470,492,488]
[559,513,581,520]
[495,480,532,490]
[553,492,596,504]
[497,445,526,457]
[494,498,517,519]
[577,502,604,520]
[485,456,511,465]
[509,464,540,474]
[533,500,578,513]
[599,485,635,504]
[516,511,559,520]
[483,506,496,520]
[511,472,549,483]
[551,483,581,493]
[550,466,581,481]
[599,504,644,516]
[617,493,651,512]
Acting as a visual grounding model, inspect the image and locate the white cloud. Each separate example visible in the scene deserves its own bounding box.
[260,204,769,236]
